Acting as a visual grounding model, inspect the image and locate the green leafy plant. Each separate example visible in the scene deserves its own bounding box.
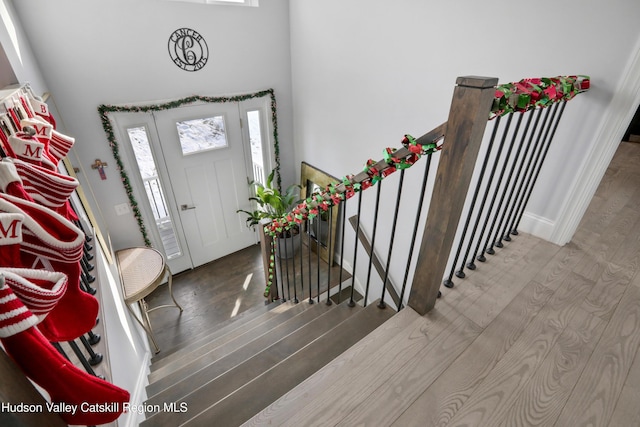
[237,170,301,235]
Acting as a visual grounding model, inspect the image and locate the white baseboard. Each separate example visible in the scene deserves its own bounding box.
[517,211,556,243]
[120,351,151,427]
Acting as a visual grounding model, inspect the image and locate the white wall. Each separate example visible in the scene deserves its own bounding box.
[289,1,640,246]
[11,0,294,250]
[0,0,46,92]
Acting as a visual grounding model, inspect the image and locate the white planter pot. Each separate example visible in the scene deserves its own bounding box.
[276,232,301,259]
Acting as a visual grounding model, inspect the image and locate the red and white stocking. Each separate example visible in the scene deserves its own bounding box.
[0,196,98,341]
[0,161,34,202]
[49,130,74,165]
[8,132,57,171]
[12,158,79,221]
[25,94,57,129]
[1,268,67,321]
[20,117,58,166]
[0,279,130,425]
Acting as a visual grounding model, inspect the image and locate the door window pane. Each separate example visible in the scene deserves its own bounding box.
[127,126,182,259]
[176,116,228,155]
[247,110,264,184]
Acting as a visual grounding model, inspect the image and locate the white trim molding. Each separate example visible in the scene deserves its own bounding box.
[518,211,556,242]
[549,39,640,246]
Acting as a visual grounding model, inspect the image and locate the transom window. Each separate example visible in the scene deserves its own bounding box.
[163,0,258,6]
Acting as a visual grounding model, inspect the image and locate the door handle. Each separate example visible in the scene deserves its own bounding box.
[181,204,196,211]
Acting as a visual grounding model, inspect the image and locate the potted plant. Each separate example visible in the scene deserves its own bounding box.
[237,169,301,258]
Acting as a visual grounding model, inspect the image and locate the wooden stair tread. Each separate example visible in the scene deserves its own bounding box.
[150,299,284,370]
[242,306,419,426]
[141,301,370,426]
[148,301,311,385]
[147,300,320,396]
[183,302,395,426]
[266,306,480,427]
[146,300,332,400]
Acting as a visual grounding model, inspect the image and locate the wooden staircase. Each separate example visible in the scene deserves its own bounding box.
[140,296,394,426]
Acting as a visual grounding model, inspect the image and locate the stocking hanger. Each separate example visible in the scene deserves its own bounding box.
[0,83,41,159]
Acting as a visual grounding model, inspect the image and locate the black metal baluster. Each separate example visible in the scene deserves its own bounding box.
[80,272,96,295]
[277,239,286,301]
[307,219,314,304]
[73,218,93,244]
[454,114,512,275]
[51,341,69,359]
[505,105,556,238]
[467,113,513,262]
[326,207,333,306]
[380,170,405,309]
[498,108,546,244]
[337,201,347,305]
[87,330,101,345]
[490,110,536,248]
[348,191,363,307]
[512,101,567,234]
[290,228,299,304]
[79,335,103,366]
[81,255,94,272]
[400,154,433,310]
[364,182,383,307]
[443,117,502,288]
[299,223,305,303]
[67,340,102,378]
[81,258,96,283]
[475,113,524,258]
[283,233,291,302]
[316,218,321,303]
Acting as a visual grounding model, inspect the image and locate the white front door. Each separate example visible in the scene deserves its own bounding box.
[152,103,257,268]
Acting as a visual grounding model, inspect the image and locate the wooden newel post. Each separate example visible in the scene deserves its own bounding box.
[258,218,278,301]
[408,76,498,315]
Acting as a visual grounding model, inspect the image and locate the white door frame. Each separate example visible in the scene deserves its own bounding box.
[109,94,277,272]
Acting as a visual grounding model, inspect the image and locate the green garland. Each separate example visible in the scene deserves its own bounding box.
[97,89,282,247]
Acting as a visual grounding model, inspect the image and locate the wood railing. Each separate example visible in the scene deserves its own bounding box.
[261,75,590,315]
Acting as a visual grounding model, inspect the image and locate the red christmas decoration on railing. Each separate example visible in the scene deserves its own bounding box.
[265,133,443,237]
[491,75,590,119]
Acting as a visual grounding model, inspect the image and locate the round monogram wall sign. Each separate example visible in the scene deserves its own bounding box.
[168,28,209,72]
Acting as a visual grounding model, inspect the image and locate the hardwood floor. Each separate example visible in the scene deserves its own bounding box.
[145,243,269,356]
[389,141,640,426]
